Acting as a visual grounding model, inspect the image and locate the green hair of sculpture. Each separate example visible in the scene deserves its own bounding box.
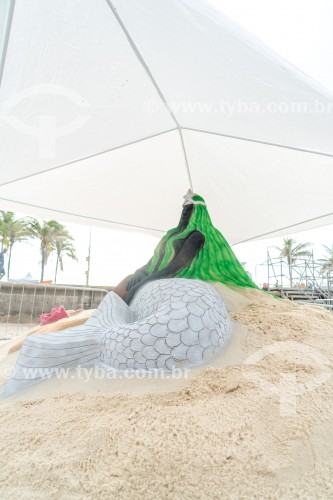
[147,199,260,290]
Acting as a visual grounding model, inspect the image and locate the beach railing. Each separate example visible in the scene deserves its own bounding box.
[0,282,110,337]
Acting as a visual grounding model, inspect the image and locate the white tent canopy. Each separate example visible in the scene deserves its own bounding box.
[0,0,332,244]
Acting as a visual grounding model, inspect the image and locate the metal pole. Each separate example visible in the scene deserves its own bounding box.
[85,226,92,286]
[280,254,283,288]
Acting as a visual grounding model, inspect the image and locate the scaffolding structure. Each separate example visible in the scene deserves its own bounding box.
[266,249,333,299]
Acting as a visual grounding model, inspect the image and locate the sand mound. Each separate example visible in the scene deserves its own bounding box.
[0,285,332,499]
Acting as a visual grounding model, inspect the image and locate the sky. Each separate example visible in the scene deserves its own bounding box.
[1,0,332,288]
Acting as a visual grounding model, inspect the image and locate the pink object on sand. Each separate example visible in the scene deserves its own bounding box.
[40,306,69,325]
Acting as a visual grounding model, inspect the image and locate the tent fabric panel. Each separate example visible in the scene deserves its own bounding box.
[245,215,333,243]
[0,0,332,244]
[0,130,189,232]
[112,0,333,154]
[0,0,174,184]
[1,129,332,244]
[183,129,333,243]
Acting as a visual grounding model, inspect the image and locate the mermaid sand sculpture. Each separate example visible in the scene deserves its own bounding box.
[4,191,260,394]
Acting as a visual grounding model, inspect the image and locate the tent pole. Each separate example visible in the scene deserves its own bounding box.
[178,129,193,191]
[0,0,16,90]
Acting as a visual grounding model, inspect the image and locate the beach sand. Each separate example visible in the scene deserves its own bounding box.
[0,285,332,499]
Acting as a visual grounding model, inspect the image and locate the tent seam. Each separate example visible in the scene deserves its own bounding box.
[183,127,333,159]
[235,211,333,244]
[0,128,177,188]
[1,196,332,243]
[104,0,179,128]
[104,0,194,189]
[0,197,165,233]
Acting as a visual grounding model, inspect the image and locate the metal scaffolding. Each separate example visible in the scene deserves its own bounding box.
[266,249,332,299]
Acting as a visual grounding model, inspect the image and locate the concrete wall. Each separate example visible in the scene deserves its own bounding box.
[0,282,111,323]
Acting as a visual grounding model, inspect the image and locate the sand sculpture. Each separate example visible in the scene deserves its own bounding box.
[3,191,259,394]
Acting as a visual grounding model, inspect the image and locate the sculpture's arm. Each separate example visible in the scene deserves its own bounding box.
[125,258,153,291]
[125,231,204,304]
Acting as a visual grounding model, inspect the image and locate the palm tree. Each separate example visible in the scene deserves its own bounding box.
[27,219,55,281]
[0,211,29,279]
[318,245,333,278]
[274,238,312,286]
[27,219,76,282]
[52,225,77,283]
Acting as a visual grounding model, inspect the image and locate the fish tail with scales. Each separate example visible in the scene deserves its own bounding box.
[3,279,233,395]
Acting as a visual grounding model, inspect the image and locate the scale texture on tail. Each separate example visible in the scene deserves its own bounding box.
[101,279,232,370]
[3,279,233,395]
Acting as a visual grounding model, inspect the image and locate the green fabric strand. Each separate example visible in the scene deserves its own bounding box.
[147,204,260,290]
[192,194,205,203]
